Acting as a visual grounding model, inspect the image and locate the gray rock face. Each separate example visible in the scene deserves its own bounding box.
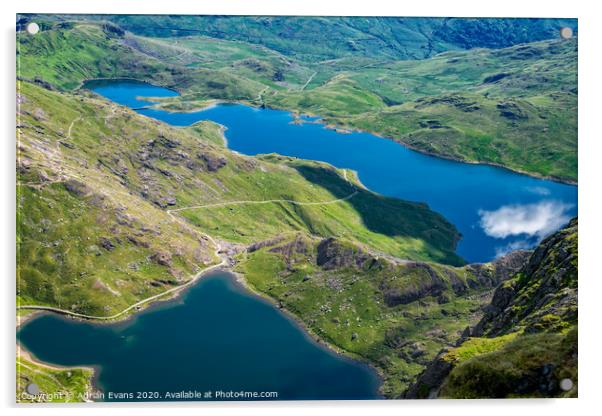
[403,350,454,399]
[63,179,91,196]
[403,218,578,399]
[383,262,447,306]
[316,238,371,270]
[151,251,173,267]
[200,153,227,172]
[497,100,528,120]
[312,237,529,308]
[269,235,309,258]
[472,218,577,337]
[382,250,530,307]
[247,236,287,253]
[99,237,116,251]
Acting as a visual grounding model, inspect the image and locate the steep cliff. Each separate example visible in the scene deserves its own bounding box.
[405,219,577,398]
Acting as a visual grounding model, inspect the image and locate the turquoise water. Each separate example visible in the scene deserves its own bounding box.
[18,272,381,401]
[88,80,577,263]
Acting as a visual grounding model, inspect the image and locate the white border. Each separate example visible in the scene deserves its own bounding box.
[8,0,582,18]
[3,1,601,415]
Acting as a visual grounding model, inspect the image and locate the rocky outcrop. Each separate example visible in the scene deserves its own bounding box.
[465,249,532,290]
[102,22,125,37]
[247,235,287,253]
[497,100,528,120]
[98,237,116,251]
[403,349,454,399]
[404,218,578,399]
[382,250,530,307]
[63,179,92,197]
[151,251,173,267]
[316,238,373,270]
[269,235,310,259]
[483,72,510,83]
[200,152,227,172]
[312,237,529,308]
[415,94,480,112]
[382,262,447,306]
[473,218,577,336]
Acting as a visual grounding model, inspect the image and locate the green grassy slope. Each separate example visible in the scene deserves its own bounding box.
[440,328,577,398]
[17,22,266,103]
[17,80,463,318]
[265,39,578,181]
[15,17,579,401]
[235,234,530,396]
[17,356,93,403]
[43,15,575,62]
[129,34,316,90]
[17,82,218,316]
[17,22,174,90]
[179,157,462,265]
[16,78,472,399]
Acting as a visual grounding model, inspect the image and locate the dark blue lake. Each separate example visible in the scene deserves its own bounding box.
[18,272,381,401]
[88,80,577,263]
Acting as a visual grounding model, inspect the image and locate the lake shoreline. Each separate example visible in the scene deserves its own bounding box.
[17,268,385,401]
[17,78,573,401]
[267,104,579,187]
[228,270,387,398]
[15,255,230,402]
[16,312,99,403]
[79,77,577,186]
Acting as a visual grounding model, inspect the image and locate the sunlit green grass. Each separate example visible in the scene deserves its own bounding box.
[16,357,93,403]
[236,235,502,396]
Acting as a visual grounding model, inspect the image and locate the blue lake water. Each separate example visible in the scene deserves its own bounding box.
[18,272,381,401]
[17,79,578,402]
[88,80,578,263]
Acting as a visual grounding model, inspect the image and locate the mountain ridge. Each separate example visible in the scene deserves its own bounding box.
[404,218,578,398]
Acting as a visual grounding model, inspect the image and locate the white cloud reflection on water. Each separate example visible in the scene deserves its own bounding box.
[478,200,574,257]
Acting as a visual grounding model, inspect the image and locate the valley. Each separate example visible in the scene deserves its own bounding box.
[16,15,578,401]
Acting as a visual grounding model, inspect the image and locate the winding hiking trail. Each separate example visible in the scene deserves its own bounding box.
[16,255,228,321]
[67,116,81,139]
[17,209,228,321]
[17,105,359,322]
[168,191,358,213]
[17,186,358,322]
[301,71,317,91]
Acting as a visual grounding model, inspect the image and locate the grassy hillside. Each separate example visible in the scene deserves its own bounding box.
[235,234,530,396]
[440,328,577,398]
[17,22,174,90]
[17,79,463,318]
[179,157,462,265]
[17,82,219,316]
[37,15,576,62]
[17,356,93,403]
[15,16,578,401]
[17,22,266,102]
[17,19,577,181]
[405,219,578,398]
[236,234,525,397]
[264,39,578,181]
[16,77,475,401]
